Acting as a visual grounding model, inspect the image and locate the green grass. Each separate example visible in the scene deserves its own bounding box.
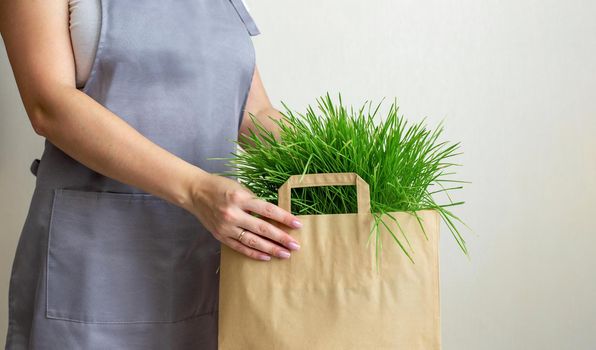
[212,93,470,266]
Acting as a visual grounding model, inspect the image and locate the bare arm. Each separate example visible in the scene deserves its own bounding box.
[239,65,286,147]
[0,0,301,261]
[0,0,198,209]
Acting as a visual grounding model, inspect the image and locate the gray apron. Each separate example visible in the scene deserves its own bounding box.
[5,0,259,348]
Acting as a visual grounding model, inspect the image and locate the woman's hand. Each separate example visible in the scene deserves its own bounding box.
[186,171,302,261]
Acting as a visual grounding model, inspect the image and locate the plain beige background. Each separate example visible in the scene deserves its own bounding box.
[2,0,595,349]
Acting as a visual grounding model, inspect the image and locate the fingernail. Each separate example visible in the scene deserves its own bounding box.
[260,255,271,261]
[291,219,303,228]
[278,251,291,259]
[288,242,301,251]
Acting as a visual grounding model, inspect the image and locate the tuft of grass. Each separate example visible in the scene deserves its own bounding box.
[212,93,470,266]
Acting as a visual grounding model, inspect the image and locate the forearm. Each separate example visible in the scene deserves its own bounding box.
[238,106,285,149]
[32,84,206,212]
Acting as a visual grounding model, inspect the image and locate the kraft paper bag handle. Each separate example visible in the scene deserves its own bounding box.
[277,172,371,214]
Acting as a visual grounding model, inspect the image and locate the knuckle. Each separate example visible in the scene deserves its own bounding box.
[225,189,244,204]
[285,235,295,246]
[256,223,270,236]
[270,246,281,257]
[263,202,276,216]
[245,249,257,259]
[247,237,258,248]
[233,241,244,250]
[229,239,241,248]
[218,207,236,223]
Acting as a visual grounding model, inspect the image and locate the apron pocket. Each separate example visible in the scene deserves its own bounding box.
[46,188,220,324]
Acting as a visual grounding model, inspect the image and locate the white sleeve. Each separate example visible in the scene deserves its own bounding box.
[68,0,102,89]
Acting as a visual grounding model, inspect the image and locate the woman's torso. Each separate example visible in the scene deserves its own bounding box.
[6,1,260,348]
[69,0,252,88]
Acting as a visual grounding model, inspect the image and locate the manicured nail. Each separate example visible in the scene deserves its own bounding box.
[278,251,291,259]
[288,242,301,251]
[260,255,271,261]
[291,220,303,228]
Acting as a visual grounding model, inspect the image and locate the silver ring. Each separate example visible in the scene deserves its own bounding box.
[237,229,247,242]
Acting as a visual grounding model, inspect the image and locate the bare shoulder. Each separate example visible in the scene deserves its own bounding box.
[0,0,76,130]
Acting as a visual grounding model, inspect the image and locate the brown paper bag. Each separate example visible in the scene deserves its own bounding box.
[218,172,441,349]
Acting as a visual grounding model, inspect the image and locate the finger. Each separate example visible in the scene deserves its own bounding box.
[238,229,291,259]
[238,211,301,251]
[242,198,302,229]
[223,236,271,261]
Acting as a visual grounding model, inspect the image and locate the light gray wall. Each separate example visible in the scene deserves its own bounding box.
[2,0,595,348]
